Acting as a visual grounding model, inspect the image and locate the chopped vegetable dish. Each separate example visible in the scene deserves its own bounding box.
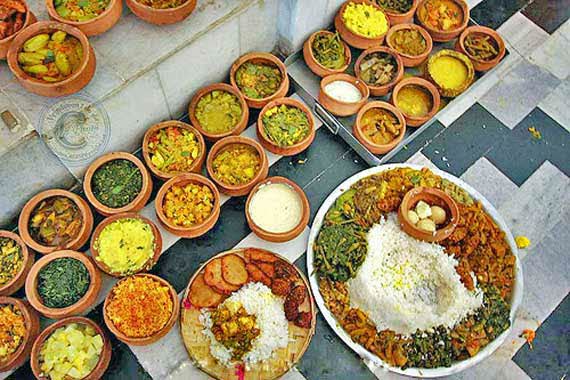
[29,196,82,247]
[311,32,346,70]
[195,91,242,135]
[92,159,142,209]
[464,33,499,61]
[147,126,201,174]
[0,304,26,362]
[342,2,388,38]
[212,144,261,186]
[262,104,310,147]
[373,0,414,13]
[0,237,23,287]
[389,29,427,56]
[37,257,91,309]
[0,0,26,40]
[134,0,186,9]
[54,0,111,22]
[418,0,463,31]
[359,52,398,86]
[235,61,282,99]
[163,183,214,227]
[360,108,403,145]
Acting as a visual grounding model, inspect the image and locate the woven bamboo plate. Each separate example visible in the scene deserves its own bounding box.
[180,248,316,380]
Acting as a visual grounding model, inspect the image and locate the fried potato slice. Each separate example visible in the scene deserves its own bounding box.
[246,263,272,287]
[256,262,275,278]
[244,248,278,263]
[188,274,224,308]
[221,254,248,286]
[204,258,240,295]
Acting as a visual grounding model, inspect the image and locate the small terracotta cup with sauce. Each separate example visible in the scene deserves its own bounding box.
[25,250,102,319]
[19,189,94,255]
[390,77,440,127]
[456,26,506,72]
[84,151,153,216]
[386,23,433,67]
[0,0,37,60]
[127,0,196,25]
[354,47,404,96]
[103,273,179,345]
[378,0,418,25]
[303,30,351,77]
[0,231,34,297]
[353,101,407,155]
[0,297,40,372]
[46,0,122,36]
[245,177,310,243]
[30,316,111,379]
[142,121,206,180]
[334,0,390,49]
[416,0,469,42]
[318,73,369,117]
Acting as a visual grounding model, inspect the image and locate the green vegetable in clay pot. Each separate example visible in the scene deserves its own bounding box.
[91,159,143,209]
[262,104,310,147]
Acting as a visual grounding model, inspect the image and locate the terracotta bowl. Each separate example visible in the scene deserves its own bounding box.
[456,26,506,72]
[416,0,469,42]
[385,23,433,67]
[0,297,40,372]
[0,231,34,297]
[397,187,459,242]
[188,83,249,142]
[142,121,206,180]
[245,176,310,243]
[18,189,94,255]
[84,151,153,216]
[230,52,289,109]
[303,30,351,78]
[206,136,269,197]
[376,0,418,25]
[46,0,122,36]
[30,316,111,380]
[353,101,407,154]
[90,212,163,277]
[155,173,221,238]
[425,49,475,97]
[257,97,316,156]
[334,0,390,49]
[25,250,101,319]
[354,46,404,96]
[390,77,440,127]
[103,273,179,345]
[126,0,196,25]
[318,73,369,117]
[0,0,37,60]
[7,21,96,97]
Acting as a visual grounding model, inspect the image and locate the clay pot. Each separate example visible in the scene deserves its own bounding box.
[385,23,433,67]
[7,21,96,97]
[30,316,111,380]
[318,73,369,117]
[425,49,474,97]
[84,151,153,216]
[90,213,163,277]
[390,77,440,127]
[397,187,459,242]
[0,231,34,297]
[188,83,249,142]
[46,0,122,36]
[245,177,310,243]
[456,26,506,72]
[127,0,196,25]
[354,47,404,96]
[18,189,94,255]
[378,0,418,25]
[206,136,269,197]
[416,0,469,42]
[257,97,316,156]
[230,52,289,109]
[103,273,179,345]
[142,121,206,180]
[334,0,390,49]
[303,30,351,77]
[0,297,40,372]
[25,250,102,319]
[155,173,221,238]
[0,0,36,60]
[353,101,407,154]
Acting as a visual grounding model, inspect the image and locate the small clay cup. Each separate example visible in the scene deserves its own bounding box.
[398,187,459,242]
[0,231,34,296]
[155,173,221,238]
[245,177,310,243]
[7,21,96,97]
[318,73,369,117]
[377,0,418,25]
[390,77,440,127]
[0,0,37,60]
[456,26,506,72]
[354,47,404,96]
[30,316,111,380]
[206,136,269,197]
[142,121,206,180]
[188,83,249,142]
[303,30,351,77]
[90,213,163,277]
[0,297,40,372]
[25,250,101,319]
[103,273,179,345]
[334,0,390,49]
[353,101,407,154]
[46,0,122,36]
[386,23,433,67]
[230,52,289,109]
[257,97,316,156]
[19,189,94,255]
[84,152,153,216]
[416,0,469,42]
[127,0,196,25]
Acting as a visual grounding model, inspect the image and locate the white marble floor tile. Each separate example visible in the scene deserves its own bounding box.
[528,32,570,80]
[406,151,438,170]
[538,77,570,133]
[497,12,550,58]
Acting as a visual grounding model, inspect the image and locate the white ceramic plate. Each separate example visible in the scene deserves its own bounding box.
[306,164,524,378]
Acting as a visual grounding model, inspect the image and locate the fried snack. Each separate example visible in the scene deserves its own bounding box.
[221,254,248,286]
[256,262,275,278]
[189,274,225,307]
[204,258,240,295]
[271,278,291,296]
[244,248,278,263]
[245,263,272,287]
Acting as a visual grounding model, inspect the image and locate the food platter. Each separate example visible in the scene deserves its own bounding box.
[306,164,523,377]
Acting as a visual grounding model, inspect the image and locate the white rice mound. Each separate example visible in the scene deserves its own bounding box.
[199,282,289,368]
[348,214,483,336]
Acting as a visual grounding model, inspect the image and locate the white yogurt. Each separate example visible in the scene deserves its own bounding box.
[324,80,362,103]
[248,183,303,233]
